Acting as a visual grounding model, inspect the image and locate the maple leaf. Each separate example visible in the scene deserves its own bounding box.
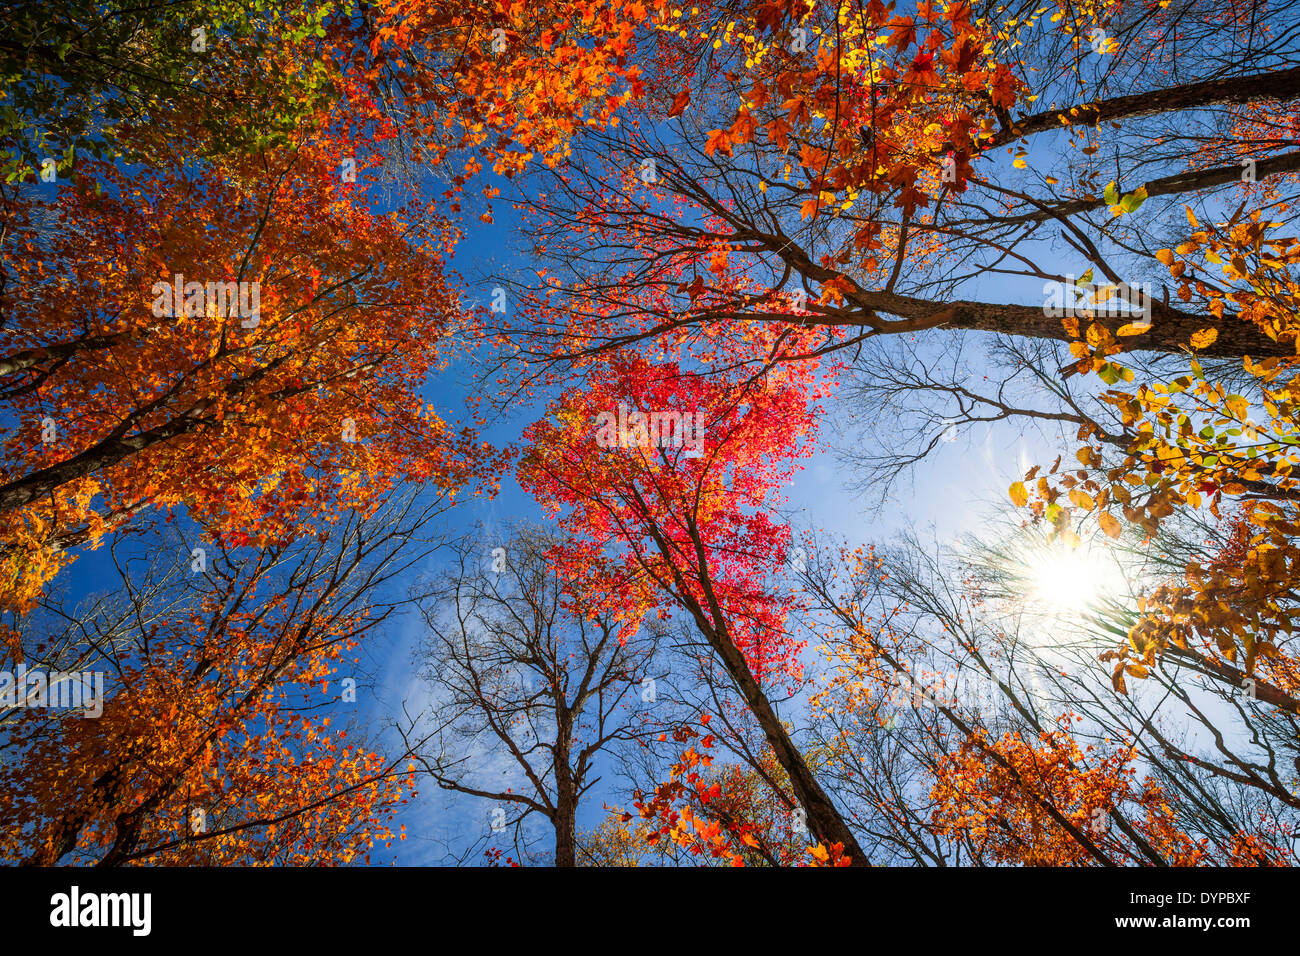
[819,276,854,304]
[677,275,706,299]
[885,16,917,51]
[799,143,828,169]
[766,115,793,149]
[705,128,733,156]
[730,109,758,146]
[755,2,786,32]
[940,34,980,74]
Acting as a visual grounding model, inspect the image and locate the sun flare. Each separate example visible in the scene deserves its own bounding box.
[1027,541,1125,613]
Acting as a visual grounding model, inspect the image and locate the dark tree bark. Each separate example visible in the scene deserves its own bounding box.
[986,65,1300,149]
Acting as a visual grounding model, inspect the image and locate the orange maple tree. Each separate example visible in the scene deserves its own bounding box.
[1,496,437,865]
[0,128,488,628]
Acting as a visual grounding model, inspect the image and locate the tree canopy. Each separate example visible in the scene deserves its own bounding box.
[4,0,1300,874]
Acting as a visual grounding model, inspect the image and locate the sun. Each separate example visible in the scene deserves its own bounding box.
[1027,540,1125,613]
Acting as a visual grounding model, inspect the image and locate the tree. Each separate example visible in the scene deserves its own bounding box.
[0,124,486,624]
[576,815,658,866]
[340,0,653,183]
[0,0,344,181]
[518,347,871,863]
[624,720,842,865]
[493,0,1300,375]
[1,488,452,865]
[796,525,1299,866]
[982,203,1300,716]
[406,525,668,866]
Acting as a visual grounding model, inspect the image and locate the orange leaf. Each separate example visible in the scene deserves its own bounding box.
[704,128,733,157]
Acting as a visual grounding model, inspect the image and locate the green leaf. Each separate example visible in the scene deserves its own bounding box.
[1120,186,1148,213]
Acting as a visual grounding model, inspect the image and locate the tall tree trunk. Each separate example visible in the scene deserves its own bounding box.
[733,231,1292,361]
[701,617,871,866]
[925,297,1288,360]
[643,512,872,866]
[0,358,313,515]
[0,332,127,379]
[554,791,578,867]
[553,742,578,867]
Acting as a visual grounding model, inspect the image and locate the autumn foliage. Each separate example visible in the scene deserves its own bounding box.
[6,0,1300,870]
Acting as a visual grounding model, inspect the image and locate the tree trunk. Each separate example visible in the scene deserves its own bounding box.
[805,288,1290,360]
[735,232,1293,361]
[1011,150,1300,224]
[701,619,871,866]
[933,298,1290,360]
[553,747,578,867]
[986,65,1300,149]
[0,359,311,515]
[0,332,127,379]
[652,513,871,866]
[554,795,578,867]
[0,404,216,514]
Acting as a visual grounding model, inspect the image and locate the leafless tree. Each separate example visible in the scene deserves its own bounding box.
[404,524,671,866]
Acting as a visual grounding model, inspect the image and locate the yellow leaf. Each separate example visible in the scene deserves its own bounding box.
[1189,328,1218,349]
[1098,511,1121,539]
[1009,481,1029,506]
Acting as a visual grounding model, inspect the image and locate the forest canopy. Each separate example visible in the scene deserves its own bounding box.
[2,0,1299,872]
